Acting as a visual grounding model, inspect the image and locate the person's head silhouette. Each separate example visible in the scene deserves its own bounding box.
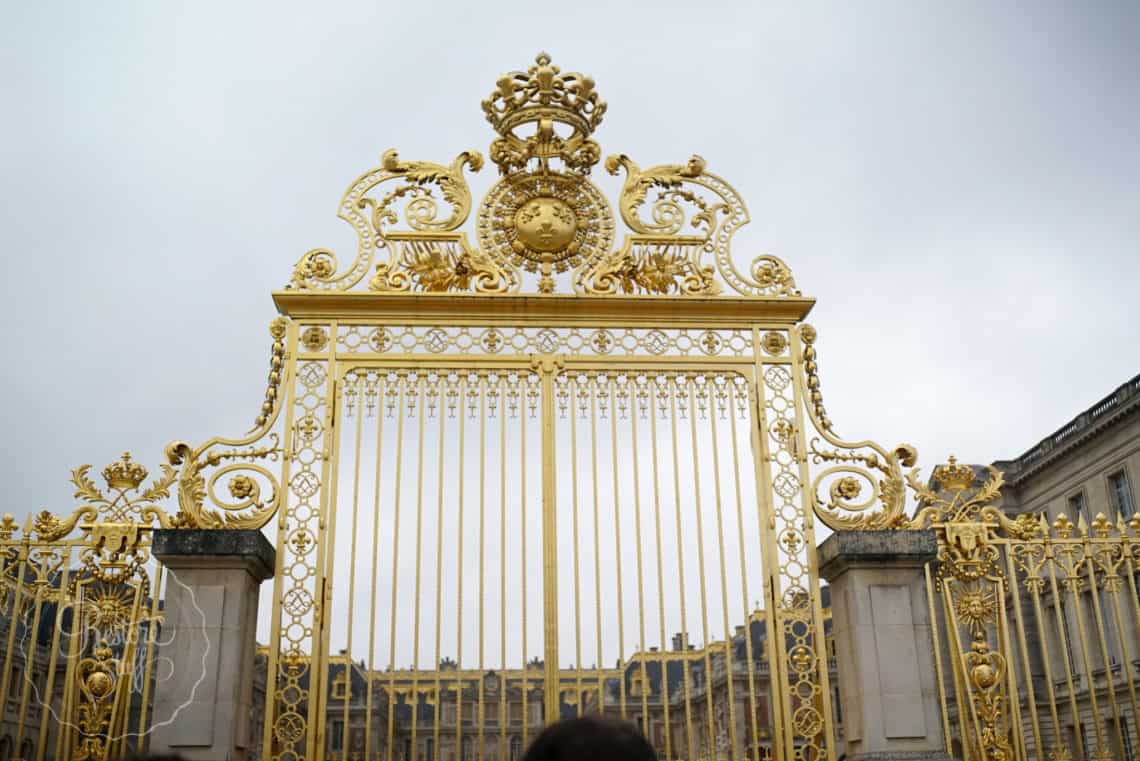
[522,717,658,761]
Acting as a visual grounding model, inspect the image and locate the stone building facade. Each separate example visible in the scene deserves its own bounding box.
[261,599,841,761]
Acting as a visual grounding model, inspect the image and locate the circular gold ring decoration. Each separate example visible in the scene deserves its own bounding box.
[477,171,614,291]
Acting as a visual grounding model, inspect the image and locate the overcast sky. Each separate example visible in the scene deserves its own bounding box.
[2,1,1138,524]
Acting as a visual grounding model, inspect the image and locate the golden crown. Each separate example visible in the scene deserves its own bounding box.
[933,455,976,492]
[102,452,148,491]
[482,52,606,140]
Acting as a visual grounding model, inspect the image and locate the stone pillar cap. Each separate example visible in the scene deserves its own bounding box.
[153,529,276,582]
[817,529,937,582]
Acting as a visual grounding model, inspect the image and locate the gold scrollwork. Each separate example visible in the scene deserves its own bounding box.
[590,153,798,297]
[167,437,281,530]
[288,149,483,291]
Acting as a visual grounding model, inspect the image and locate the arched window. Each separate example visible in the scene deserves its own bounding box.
[509,735,522,761]
[0,735,12,761]
[18,741,32,761]
[462,735,474,761]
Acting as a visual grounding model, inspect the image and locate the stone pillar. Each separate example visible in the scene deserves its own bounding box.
[148,529,275,761]
[818,530,950,761]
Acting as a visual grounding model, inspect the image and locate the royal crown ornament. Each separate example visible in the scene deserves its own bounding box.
[933,455,977,492]
[287,52,799,297]
[102,452,148,491]
[482,52,606,174]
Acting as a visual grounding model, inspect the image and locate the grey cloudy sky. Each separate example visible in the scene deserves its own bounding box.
[2,1,1138,522]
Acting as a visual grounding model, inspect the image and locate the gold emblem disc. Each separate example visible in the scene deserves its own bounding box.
[477,171,614,282]
[514,197,578,253]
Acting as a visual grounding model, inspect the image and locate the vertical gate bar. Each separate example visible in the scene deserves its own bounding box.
[1113,555,1140,752]
[943,581,983,760]
[1046,556,1085,761]
[648,380,673,761]
[310,330,341,761]
[686,376,717,761]
[590,375,605,719]
[747,334,793,761]
[455,375,468,761]
[786,328,836,761]
[520,371,530,745]
[311,327,340,761]
[113,574,148,760]
[608,376,627,721]
[499,376,508,757]
[365,372,389,761]
[343,374,367,757]
[1067,542,1106,752]
[13,574,45,757]
[728,379,762,761]
[630,374,650,736]
[570,376,584,719]
[434,374,449,761]
[58,575,84,761]
[541,361,560,728]
[411,374,427,761]
[386,375,408,761]
[995,563,1028,761]
[36,557,72,761]
[669,378,696,761]
[1027,565,1064,757]
[924,563,952,755]
[1003,544,1044,759]
[708,376,741,761]
[1084,546,1126,756]
[260,317,299,761]
[0,538,29,715]
[477,375,487,761]
[747,343,791,761]
[136,560,164,754]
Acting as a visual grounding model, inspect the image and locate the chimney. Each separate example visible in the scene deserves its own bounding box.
[672,633,688,652]
[735,625,745,638]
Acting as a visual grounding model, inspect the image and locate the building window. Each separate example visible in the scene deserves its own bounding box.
[1121,716,1134,760]
[1110,470,1135,518]
[332,673,349,700]
[425,738,434,761]
[462,736,474,761]
[330,720,344,752]
[509,735,522,761]
[1068,492,1088,521]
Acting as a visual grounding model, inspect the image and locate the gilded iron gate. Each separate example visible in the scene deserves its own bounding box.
[241,53,905,761]
[917,465,1140,761]
[3,53,993,761]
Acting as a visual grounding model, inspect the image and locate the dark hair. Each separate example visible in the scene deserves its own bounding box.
[521,717,657,761]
